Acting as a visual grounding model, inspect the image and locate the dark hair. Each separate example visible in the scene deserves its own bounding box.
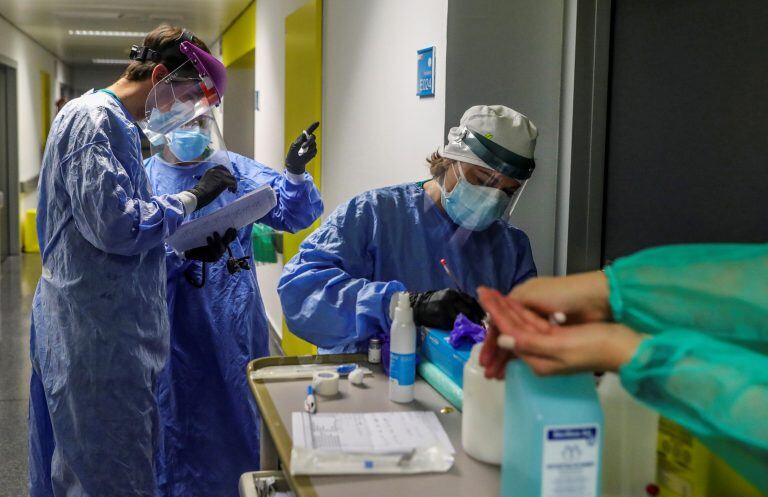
[122,24,210,81]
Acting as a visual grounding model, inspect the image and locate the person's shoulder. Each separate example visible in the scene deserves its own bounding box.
[60,91,131,136]
[494,220,532,244]
[143,154,159,171]
[352,182,421,206]
[325,182,420,227]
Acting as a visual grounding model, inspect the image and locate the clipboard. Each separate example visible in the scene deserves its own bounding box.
[166,184,277,252]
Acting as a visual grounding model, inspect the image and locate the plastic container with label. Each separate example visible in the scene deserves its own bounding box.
[502,360,604,497]
[462,343,505,464]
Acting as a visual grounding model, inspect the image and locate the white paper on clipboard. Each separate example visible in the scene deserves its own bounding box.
[166,184,277,252]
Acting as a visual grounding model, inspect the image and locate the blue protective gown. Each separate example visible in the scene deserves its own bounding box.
[278,182,537,354]
[28,90,188,497]
[144,152,323,497]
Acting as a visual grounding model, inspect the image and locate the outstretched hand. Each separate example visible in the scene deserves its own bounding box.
[478,287,644,379]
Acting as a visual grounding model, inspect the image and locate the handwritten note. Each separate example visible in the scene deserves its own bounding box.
[166,184,277,252]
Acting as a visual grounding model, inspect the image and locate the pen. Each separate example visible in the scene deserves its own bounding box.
[298,122,319,156]
[548,311,566,326]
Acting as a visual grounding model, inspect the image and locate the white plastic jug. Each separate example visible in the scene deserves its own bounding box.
[462,343,505,465]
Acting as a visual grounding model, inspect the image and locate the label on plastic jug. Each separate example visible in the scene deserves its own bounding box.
[541,424,600,497]
[389,352,416,386]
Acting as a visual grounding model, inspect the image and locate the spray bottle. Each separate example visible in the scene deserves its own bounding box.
[389,292,416,403]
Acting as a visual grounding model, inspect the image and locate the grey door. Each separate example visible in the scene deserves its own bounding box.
[602,0,768,262]
[0,64,19,263]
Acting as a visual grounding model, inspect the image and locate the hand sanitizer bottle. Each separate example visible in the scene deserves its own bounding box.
[502,360,604,497]
[389,292,416,403]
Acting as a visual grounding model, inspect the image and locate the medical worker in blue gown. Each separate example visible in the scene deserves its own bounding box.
[145,116,323,497]
[28,26,237,497]
[279,105,539,361]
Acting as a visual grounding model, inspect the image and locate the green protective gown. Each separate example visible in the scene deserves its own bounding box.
[604,244,768,492]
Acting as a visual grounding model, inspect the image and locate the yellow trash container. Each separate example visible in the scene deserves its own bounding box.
[657,417,765,497]
[23,208,40,253]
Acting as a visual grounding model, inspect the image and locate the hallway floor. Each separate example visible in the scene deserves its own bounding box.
[0,254,40,496]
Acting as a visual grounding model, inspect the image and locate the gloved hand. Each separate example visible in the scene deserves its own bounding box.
[285,121,319,175]
[184,228,238,262]
[409,289,486,330]
[187,165,237,211]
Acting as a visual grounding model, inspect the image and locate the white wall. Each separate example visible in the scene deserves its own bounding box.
[253,0,307,169]
[252,0,449,334]
[0,16,68,218]
[322,0,448,214]
[253,0,309,334]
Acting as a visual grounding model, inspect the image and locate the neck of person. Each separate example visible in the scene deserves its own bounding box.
[106,77,153,122]
[423,178,445,212]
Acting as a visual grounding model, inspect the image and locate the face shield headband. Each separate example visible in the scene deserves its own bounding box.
[460,127,536,181]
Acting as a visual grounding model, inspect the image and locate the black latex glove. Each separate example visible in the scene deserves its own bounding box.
[285,121,319,175]
[186,165,237,212]
[184,228,238,262]
[409,289,486,330]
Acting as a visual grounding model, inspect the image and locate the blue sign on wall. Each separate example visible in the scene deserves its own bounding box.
[417,46,435,97]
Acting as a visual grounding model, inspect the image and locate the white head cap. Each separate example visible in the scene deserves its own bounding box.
[439,105,538,180]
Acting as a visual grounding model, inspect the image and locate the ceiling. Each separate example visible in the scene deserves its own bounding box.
[0,0,252,63]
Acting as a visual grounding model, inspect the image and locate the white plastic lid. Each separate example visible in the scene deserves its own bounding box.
[398,291,410,310]
[393,291,413,324]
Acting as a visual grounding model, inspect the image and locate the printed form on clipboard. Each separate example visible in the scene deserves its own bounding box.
[290,411,455,475]
[166,184,277,253]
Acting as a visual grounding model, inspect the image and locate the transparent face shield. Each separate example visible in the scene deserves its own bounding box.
[154,112,230,167]
[139,59,223,146]
[439,162,527,229]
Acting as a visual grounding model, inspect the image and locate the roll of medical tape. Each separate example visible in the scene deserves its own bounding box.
[312,371,340,396]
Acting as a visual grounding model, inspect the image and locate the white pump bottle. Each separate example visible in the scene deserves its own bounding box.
[388,292,416,403]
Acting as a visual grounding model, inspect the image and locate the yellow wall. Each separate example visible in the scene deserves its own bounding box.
[222,1,256,67]
[281,0,323,355]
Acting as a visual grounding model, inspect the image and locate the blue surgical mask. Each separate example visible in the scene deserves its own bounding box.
[168,129,210,162]
[440,165,511,231]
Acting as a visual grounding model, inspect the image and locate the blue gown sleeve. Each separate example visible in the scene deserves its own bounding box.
[65,141,186,256]
[278,198,406,350]
[511,230,537,286]
[234,157,323,233]
[262,172,323,233]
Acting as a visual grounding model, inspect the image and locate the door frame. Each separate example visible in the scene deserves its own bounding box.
[558,0,612,273]
[0,56,20,258]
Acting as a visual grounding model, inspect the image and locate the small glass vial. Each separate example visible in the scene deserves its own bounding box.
[368,338,382,364]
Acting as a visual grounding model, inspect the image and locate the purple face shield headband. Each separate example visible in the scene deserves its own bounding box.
[178,40,227,106]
